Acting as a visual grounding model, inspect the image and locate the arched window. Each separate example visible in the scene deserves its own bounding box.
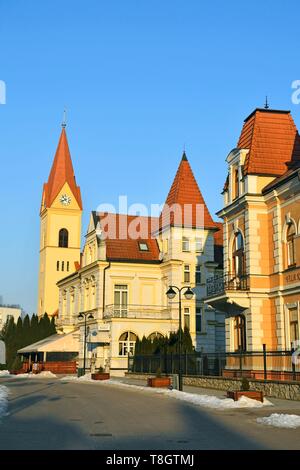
[287,224,296,267]
[234,315,246,351]
[119,331,138,356]
[232,232,245,278]
[148,332,164,341]
[59,228,69,248]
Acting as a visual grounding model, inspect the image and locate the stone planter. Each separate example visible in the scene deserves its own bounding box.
[227,390,264,402]
[91,373,110,381]
[147,377,171,388]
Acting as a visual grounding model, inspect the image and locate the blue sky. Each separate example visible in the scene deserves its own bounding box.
[1,0,300,314]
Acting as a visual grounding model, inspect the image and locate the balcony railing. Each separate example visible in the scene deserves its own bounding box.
[104,304,172,320]
[206,273,250,297]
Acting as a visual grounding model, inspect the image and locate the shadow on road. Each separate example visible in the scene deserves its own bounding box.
[0,378,268,450]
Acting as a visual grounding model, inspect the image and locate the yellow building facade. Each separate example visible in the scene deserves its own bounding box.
[37,126,82,317]
[205,108,300,357]
[53,152,225,375]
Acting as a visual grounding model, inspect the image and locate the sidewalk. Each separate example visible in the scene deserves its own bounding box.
[117,375,300,412]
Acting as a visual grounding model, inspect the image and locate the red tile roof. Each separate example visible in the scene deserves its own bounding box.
[237,109,300,176]
[97,213,160,262]
[159,152,218,230]
[43,128,82,209]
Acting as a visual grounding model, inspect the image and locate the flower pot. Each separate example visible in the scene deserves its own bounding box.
[91,373,110,381]
[147,377,171,388]
[227,390,264,402]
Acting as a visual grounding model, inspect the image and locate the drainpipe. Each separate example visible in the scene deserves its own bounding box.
[102,262,111,316]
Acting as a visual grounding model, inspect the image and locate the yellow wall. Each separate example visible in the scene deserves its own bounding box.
[38,182,82,317]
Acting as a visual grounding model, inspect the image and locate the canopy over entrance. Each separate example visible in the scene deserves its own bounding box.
[18,331,79,354]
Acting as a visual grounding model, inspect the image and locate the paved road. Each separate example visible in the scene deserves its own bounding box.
[0,377,300,450]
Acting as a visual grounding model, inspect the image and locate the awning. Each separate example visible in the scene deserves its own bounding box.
[18,331,79,354]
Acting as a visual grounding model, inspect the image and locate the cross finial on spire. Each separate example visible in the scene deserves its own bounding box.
[62,108,67,128]
[264,96,269,109]
[181,143,187,161]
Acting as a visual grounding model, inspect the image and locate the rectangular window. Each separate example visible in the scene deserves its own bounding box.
[61,261,64,271]
[182,237,190,252]
[196,306,202,332]
[184,307,190,330]
[195,265,201,284]
[67,261,70,272]
[56,261,59,271]
[287,240,296,267]
[290,308,299,344]
[114,285,128,317]
[195,238,203,252]
[184,265,190,283]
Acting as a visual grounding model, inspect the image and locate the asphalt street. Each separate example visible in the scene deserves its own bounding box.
[0,376,300,450]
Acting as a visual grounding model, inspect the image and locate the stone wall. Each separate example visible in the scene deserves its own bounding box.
[126,372,300,401]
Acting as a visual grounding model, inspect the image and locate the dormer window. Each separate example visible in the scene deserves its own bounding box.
[139,242,149,251]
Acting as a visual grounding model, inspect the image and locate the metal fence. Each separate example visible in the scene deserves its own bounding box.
[128,348,300,382]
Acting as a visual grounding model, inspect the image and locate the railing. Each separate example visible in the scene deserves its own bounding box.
[104,304,172,320]
[129,348,300,382]
[206,272,250,297]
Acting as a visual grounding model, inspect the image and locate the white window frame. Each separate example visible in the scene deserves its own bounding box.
[184,264,190,283]
[195,238,203,252]
[184,307,190,330]
[114,284,128,317]
[182,237,190,252]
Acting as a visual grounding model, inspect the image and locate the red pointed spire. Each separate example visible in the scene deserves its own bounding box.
[43,127,82,209]
[160,152,217,230]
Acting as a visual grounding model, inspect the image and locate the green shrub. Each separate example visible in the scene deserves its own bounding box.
[241,376,250,391]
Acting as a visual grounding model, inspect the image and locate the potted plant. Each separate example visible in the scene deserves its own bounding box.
[91,366,110,381]
[227,376,264,402]
[147,367,171,388]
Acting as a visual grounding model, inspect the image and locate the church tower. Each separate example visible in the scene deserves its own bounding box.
[37,124,82,317]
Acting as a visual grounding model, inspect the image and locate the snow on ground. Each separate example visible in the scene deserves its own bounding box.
[0,385,8,419]
[17,371,57,379]
[61,374,273,410]
[0,371,57,379]
[257,414,300,429]
[0,371,10,378]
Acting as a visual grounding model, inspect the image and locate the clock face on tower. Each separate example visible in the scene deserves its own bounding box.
[59,194,71,206]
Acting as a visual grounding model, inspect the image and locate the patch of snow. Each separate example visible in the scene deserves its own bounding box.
[257,413,300,429]
[60,375,273,410]
[0,385,8,419]
[0,370,10,378]
[29,371,57,379]
[7,371,57,379]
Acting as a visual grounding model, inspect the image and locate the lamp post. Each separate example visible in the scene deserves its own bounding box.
[166,285,194,391]
[78,312,94,375]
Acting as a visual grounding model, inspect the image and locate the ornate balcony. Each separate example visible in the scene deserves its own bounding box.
[207,273,250,297]
[205,273,250,315]
[103,304,172,320]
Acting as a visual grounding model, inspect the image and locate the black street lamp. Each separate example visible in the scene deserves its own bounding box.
[78,312,94,375]
[166,285,194,391]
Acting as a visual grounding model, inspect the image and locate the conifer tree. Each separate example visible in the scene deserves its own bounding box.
[50,316,57,335]
[30,315,39,343]
[22,315,31,346]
